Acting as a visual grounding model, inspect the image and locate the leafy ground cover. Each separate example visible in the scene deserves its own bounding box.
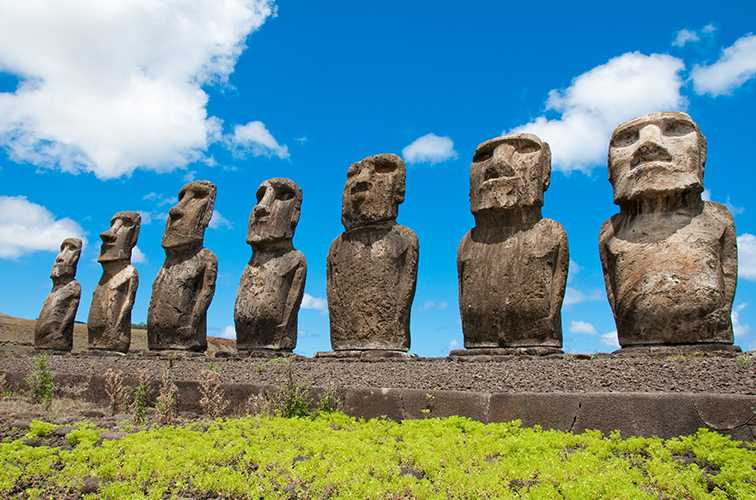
[1,414,754,499]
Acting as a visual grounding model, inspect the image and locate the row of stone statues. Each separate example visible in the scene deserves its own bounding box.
[33,112,740,356]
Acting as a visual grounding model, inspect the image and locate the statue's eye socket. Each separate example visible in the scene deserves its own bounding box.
[663,120,695,137]
[611,128,639,148]
[374,159,397,174]
[347,167,357,178]
[473,146,494,163]
[514,141,540,154]
[255,188,266,203]
[277,188,295,201]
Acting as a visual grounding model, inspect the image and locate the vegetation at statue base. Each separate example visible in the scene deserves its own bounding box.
[1,414,754,499]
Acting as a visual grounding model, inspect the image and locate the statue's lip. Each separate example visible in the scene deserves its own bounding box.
[481,176,519,189]
[629,160,673,172]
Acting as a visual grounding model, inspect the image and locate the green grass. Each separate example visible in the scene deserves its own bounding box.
[1,414,754,499]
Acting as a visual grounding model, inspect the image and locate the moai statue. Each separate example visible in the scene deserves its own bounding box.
[234,178,306,355]
[87,212,141,353]
[599,112,739,351]
[34,238,83,351]
[320,153,419,358]
[148,181,218,352]
[452,133,568,358]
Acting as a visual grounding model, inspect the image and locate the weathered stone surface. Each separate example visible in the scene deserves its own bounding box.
[599,112,738,348]
[88,211,141,353]
[148,181,218,351]
[327,154,418,351]
[34,238,83,351]
[234,178,306,352]
[458,133,568,351]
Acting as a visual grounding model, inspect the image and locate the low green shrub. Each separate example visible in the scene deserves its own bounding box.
[1,414,753,498]
[25,354,54,410]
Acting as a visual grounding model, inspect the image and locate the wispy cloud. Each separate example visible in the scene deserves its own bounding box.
[568,320,597,335]
[301,293,327,312]
[228,120,289,159]
[692,34,756,96]
[564,287,602,307]
[209,210,233,230]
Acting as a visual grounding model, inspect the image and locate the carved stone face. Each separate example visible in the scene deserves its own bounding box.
[51,238,82,279]
[162,181,216,249]
[470,133,551,214]
[342,154,406,230]
[98,211,141,262]
[608,112,706,204]
[248,178,302,245]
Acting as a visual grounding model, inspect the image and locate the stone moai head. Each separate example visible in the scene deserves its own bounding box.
[51,238,82,280]
[608,112,707,204]
[98,211,141,262]
[248,178,302,245]
[162,180,216,249]
[470,133,552,214]
[341,153,406,230]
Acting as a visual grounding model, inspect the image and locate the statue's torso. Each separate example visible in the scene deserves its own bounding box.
[603,203,732,344]
[235,250,305,350]
[88,266,137,352]
[328,224,418,350]
[148,248,216,349]
[458,219,565,347]
[35,280,81,350]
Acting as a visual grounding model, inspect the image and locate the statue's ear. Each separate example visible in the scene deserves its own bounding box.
[130,213,142,248]
[542,142,552,192]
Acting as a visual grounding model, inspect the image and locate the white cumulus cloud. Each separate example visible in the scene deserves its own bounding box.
[568,320,597,335]
[0,0,276,179]
[229,120,289,159]
[0,195,86,258]
[402,133,457,165]
[509,52,685,173]
[219,325,236,339]
[301,293,327,312]
[692,34,756,96]
[737,233,756,280]
[732,303,750,340]
[600,330,620,349]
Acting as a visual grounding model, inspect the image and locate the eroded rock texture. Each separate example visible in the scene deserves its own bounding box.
[234,178,306,352]
[599,112,738,348]
[327,154,418,351]
[148,181,218,351]
[88,212,141,353]
[34,238,83,351]
[457,134,568,350]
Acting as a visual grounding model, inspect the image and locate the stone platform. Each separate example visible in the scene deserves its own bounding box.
[449,347,563,360]
[315,350,417,361]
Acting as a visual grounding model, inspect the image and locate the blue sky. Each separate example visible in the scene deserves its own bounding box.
[1,1,755,356]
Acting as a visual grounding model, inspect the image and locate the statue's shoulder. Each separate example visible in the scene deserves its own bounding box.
[392,224,418,247]
[702,201,734,228]
[198,247,218,264]
[599,213,621,245]
[537,218,567,240]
